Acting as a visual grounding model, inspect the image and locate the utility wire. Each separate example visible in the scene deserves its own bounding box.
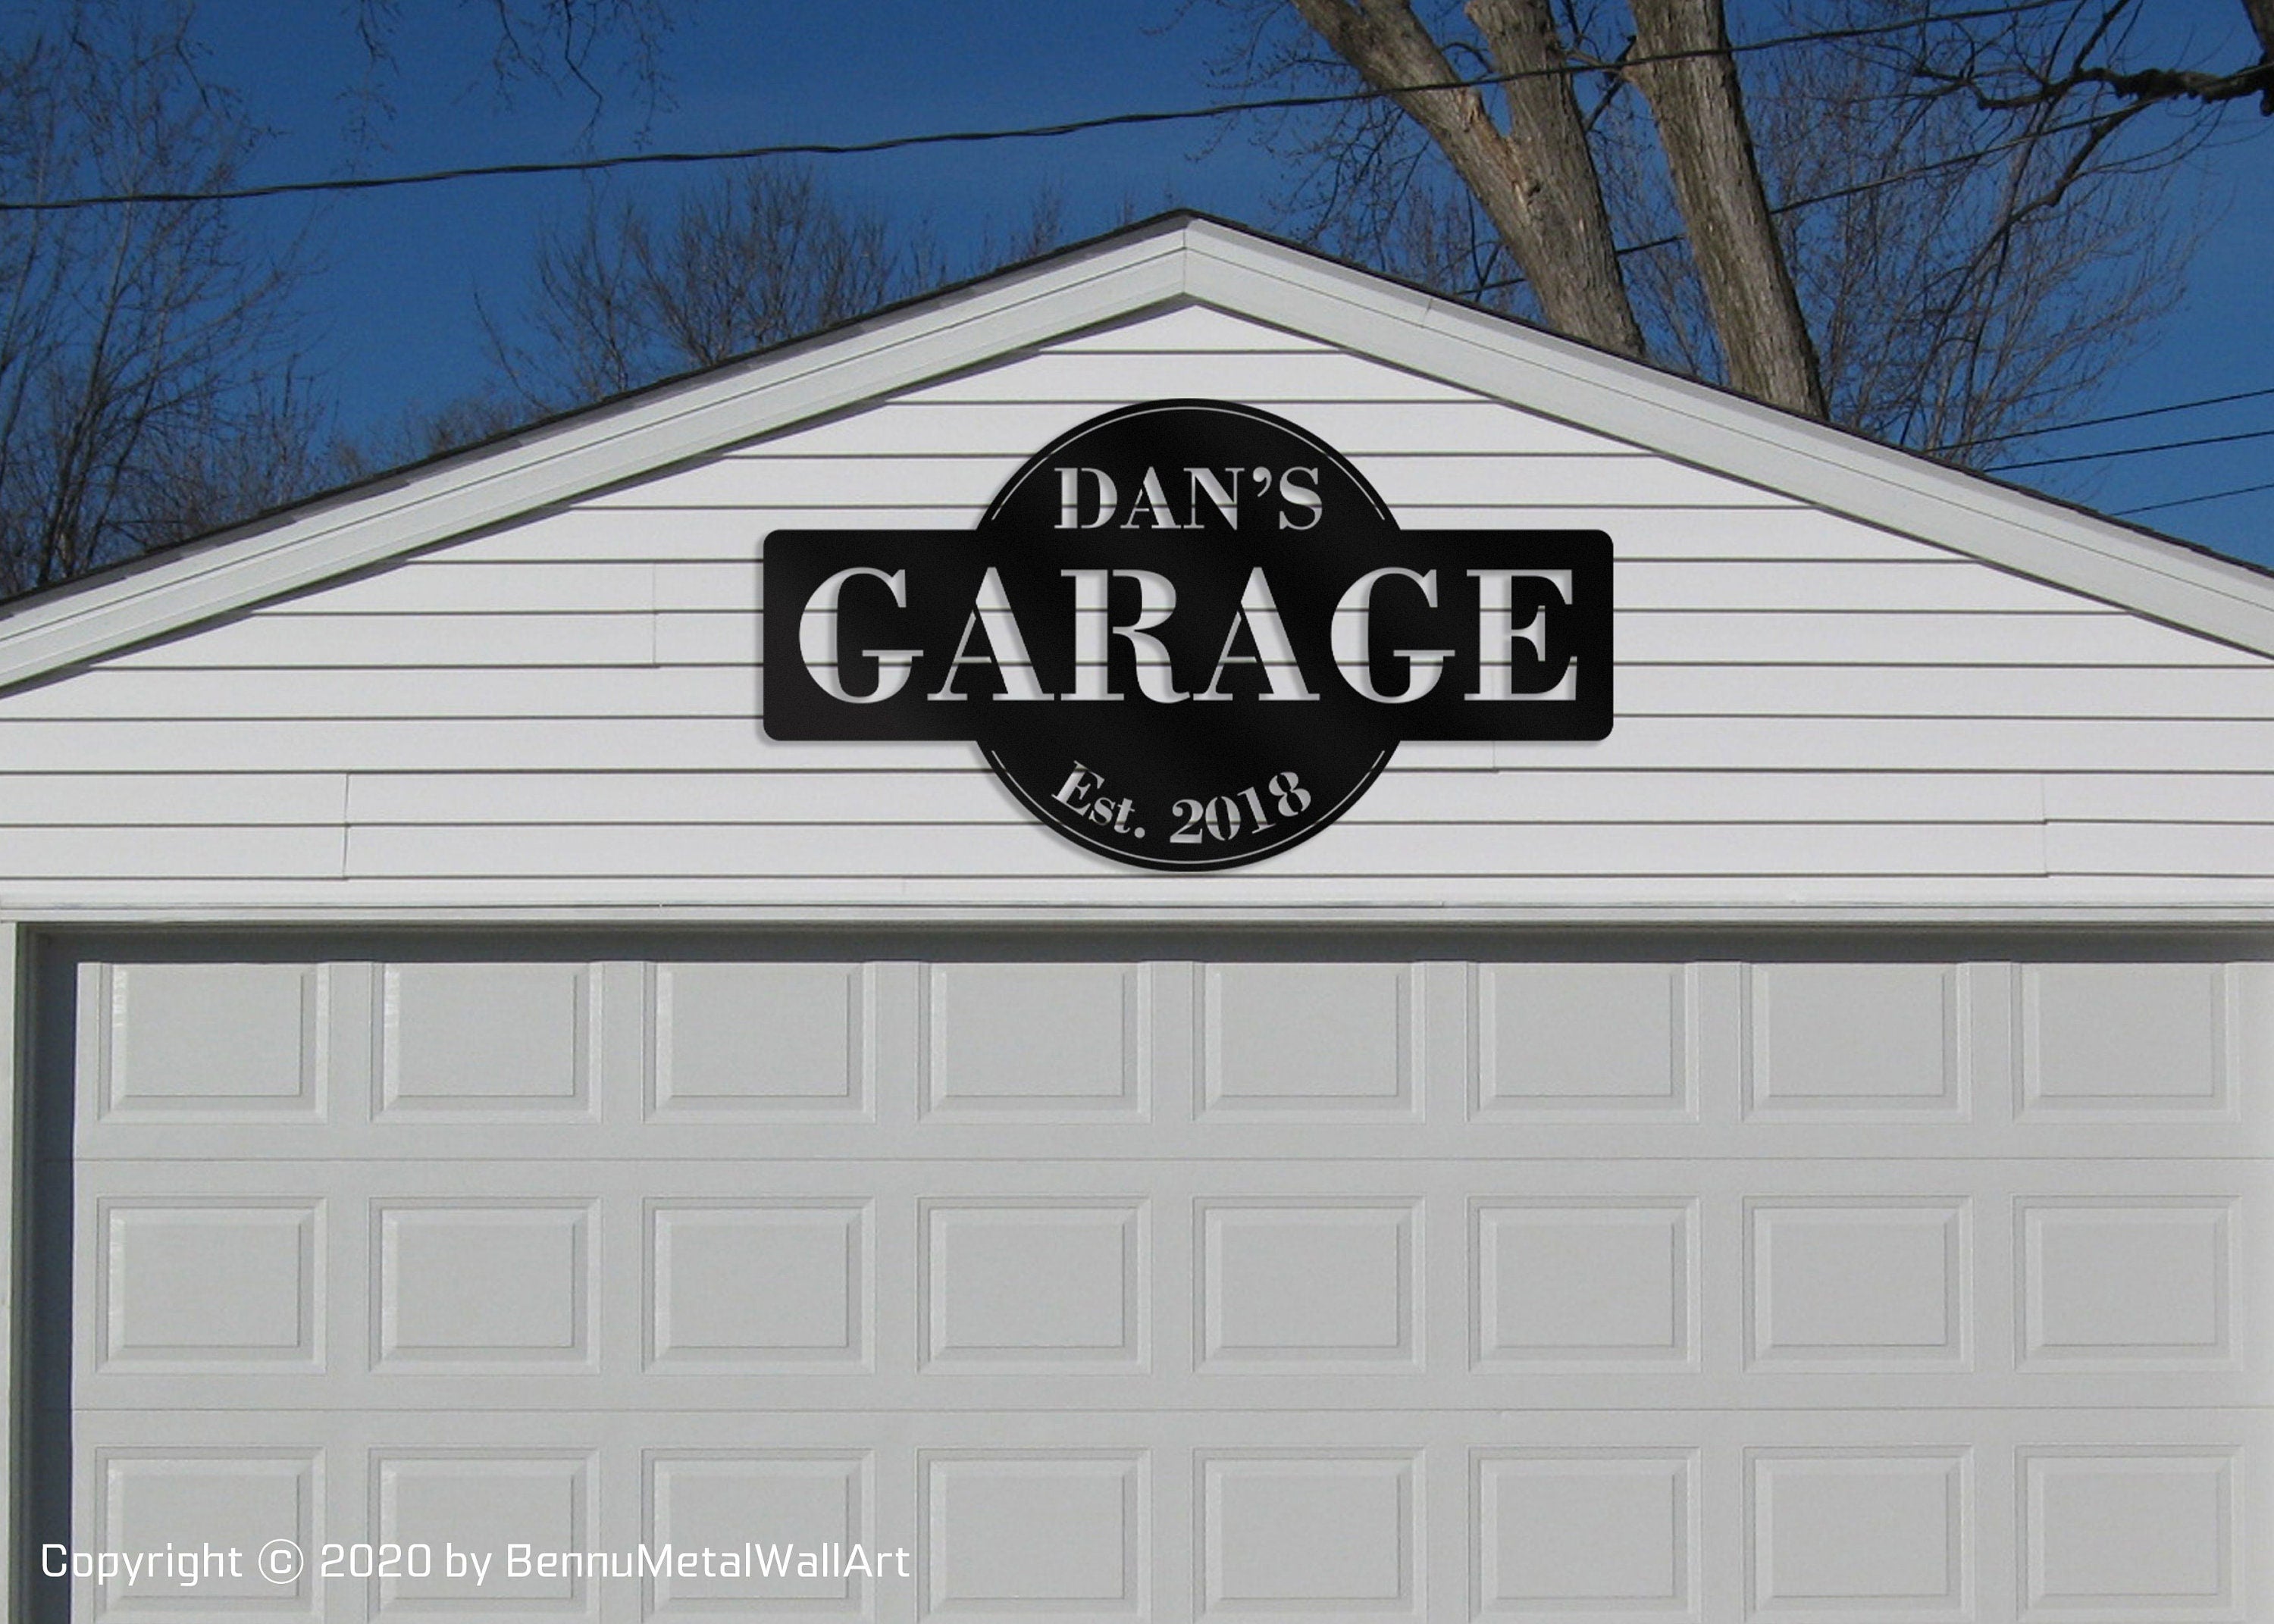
[1463,103,2133,298]
[8,0,2248,510]
[2116,478,2274,516]
[0,0,2061,214]
[1929,383,2274,451]
[1988,422,2274,471]
[1452,116,2272,466]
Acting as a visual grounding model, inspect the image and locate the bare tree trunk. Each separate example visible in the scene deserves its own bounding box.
[2244,0,2274,109]
[1624,0,1828,416]
[1460,0,1644,353]
[1287,0,1646,358]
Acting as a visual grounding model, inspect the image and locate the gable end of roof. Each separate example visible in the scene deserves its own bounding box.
[2,212,2270,693]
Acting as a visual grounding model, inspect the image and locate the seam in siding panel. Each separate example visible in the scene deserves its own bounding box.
[335,819,2053,881]
[325,769,2050,828]
[28,662,2274,723]
[99,613,658,669]
[11,715,2274,774]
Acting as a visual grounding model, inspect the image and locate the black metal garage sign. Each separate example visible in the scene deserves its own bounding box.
[763,400,1612,870]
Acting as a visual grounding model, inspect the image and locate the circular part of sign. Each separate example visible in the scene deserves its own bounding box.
[969,399,1404,872]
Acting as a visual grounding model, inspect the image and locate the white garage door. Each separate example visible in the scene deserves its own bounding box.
[32,940,2273,1622]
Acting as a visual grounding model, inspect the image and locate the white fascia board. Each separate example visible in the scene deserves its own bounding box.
[1179,221,2274,659]
[0,229,1193,693]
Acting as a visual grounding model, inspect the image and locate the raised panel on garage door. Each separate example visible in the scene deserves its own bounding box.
[27,941,2274,1622]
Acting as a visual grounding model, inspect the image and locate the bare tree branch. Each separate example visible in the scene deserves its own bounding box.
[1903,0,2273,120]
[1918,58,2274,112]
[346,0,680,138]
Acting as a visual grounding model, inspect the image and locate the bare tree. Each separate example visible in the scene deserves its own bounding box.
[1217,0,1825,409]
[356,162,1074,468]
[0,2,330,596]
[1750,2,2191,455]
[1203,0,2244,445]
[478,163,946,415]
[344,0,682,138]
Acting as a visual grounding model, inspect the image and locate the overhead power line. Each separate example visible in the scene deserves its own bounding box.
[10,0,2243,520]
[0,0,2060,214]
[2116,478,2274,516]
[1930,383,2274,451]
[1988,421,2274,471]
[1462,102,2135,299]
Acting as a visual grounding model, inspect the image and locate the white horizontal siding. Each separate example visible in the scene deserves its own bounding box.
[1510,717,2274,772]
[0,774,347,825]
[1611,665,2274,717]
[330,769,2052,827]
[0,825,343,878]
[0,767,2038,828]
[14,768,2256,848]
[117,555,2104,623]
[887,349,1489,403]
[331,819,2053,880]
[2044,822,2274,875]
[263,560,664,615]
[2,307,2272,911]
[584,449,1788,511]
[18,661,2274,722]
[1039,305,1333,352]
[758,398,1630,458]
[2046,774,2274,821]
[0,667,750,720]
[399,505,1944,565]
[5,714,2274,776]
[331,555,2096,616]
[636,607,2257,671]
[106,611,653,668]
[1617,611,2249,666]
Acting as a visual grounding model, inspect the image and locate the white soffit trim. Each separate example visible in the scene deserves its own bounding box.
[3,214,2272,693]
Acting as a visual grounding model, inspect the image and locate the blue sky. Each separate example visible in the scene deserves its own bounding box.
[176,0,2274,566]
